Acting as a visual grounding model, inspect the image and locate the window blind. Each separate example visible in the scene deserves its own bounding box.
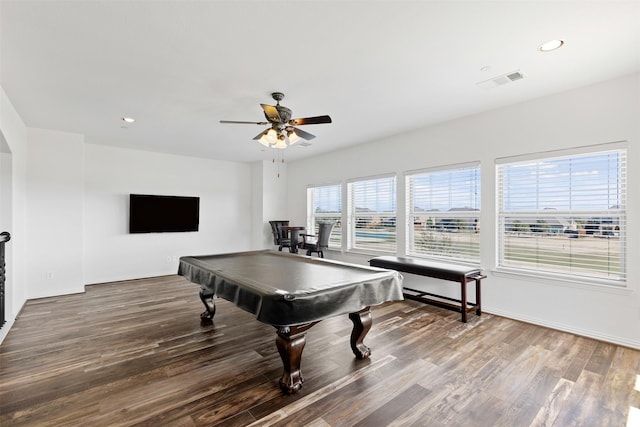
[349,176,397,252]
[308,184,341,248]
[497,149,626,283]
[406,164,480,262]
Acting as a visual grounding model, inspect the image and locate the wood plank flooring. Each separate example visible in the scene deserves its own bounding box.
[1,275,639,426]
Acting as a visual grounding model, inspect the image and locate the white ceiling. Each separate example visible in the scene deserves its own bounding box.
[1,1,639,162]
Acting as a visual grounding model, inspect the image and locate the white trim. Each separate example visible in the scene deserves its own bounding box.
[484,307,639,350]
[494,140,627,165]
[405,253,482,269]
[496,146,627,283]
[0,319,14,345]
[405,160,481,176]
[307,180,342,189]
[347,175,397,253]
[406,163,481,263]
[491,268,629,293]
[307,184,342,250]
[346,247,396,257]
[346,171,396,184]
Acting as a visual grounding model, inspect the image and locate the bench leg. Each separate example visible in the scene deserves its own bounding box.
[460,279,467,323]
[475,278,482,316]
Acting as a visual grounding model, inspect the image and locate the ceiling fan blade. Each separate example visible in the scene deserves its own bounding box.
[260,104,281,122]
[290,127,316,141]
[220,120,269,125]
[289,115,332,126]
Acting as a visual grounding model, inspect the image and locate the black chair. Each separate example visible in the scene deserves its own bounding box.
[300,222,335,258]
[269,220,292,252]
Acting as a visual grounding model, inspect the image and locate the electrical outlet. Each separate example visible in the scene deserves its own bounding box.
[45,271,54,280]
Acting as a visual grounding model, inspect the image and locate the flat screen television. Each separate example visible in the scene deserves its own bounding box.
[129,194,200,233]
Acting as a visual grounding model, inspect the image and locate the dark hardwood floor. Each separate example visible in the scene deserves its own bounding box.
[1,275,638,426]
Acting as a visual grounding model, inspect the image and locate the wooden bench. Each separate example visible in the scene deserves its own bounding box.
[369,256,486,322]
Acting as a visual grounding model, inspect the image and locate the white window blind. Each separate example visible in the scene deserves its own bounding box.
[406,164,480,263]
[349,176,397,252]
[308,184,341,248]
[497,148,626,283]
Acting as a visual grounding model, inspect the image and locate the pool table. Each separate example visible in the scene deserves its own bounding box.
[178,250,403,393]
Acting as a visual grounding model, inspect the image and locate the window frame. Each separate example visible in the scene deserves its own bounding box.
[307,183,342,249]
[496,143,627,286]
[347,174,397,254]
[405,162,481,264]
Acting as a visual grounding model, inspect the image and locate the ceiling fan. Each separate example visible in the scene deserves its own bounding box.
[220,92,332,149]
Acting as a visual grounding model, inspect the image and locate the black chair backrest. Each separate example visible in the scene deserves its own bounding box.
[269,220,290,245]
[316,222,335,250]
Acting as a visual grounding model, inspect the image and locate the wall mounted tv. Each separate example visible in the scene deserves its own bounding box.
[129,194,200,233]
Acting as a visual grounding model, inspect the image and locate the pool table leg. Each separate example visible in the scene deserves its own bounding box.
[349,307,372,359]
[275,322,317,394]
[199,289,216,321]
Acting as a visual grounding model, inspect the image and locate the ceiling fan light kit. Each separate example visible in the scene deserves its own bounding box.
[221,92,332,150]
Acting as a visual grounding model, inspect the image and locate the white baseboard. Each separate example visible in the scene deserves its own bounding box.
[484,306,640,350]
[0,319,15,345]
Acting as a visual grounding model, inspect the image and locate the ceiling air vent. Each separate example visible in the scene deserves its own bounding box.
[476,70,524,89]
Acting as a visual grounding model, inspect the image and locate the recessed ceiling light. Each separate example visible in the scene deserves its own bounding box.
[538,39,564,52]
[122,117,135,123]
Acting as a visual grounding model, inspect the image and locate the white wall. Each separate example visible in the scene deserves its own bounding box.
[26,128,84,298]
[1,90,260,343]
[1,82,259,343]
[2,75,638,348]
[0,86,28,342]
[0,149,12,233]
[249,160,288,250]
[287,73,640,348]
[0,149,12,340]
[250,161,265,250]
[83,144,253,284]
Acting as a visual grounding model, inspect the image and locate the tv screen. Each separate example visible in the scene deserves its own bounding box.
[129,194,200,233]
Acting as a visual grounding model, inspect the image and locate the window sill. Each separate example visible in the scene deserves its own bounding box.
[491,267,631,295]
[405,253,481,269]
[346,248,397,257]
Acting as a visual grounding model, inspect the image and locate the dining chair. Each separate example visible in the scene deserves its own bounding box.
[300,221,335,258]
[269,220,292,251]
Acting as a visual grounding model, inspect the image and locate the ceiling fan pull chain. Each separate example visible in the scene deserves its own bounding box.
[272,149,283,178]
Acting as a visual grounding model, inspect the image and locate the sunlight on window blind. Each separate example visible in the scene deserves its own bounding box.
[350,176,397,252]
[308,184,341,248]
[497,149,626,283]
[406,164,480,262]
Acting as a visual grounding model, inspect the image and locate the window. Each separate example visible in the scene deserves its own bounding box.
[497,147,626,283]
[307,184,342,248]
[406,163,480,263]
[348,175,396,252]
